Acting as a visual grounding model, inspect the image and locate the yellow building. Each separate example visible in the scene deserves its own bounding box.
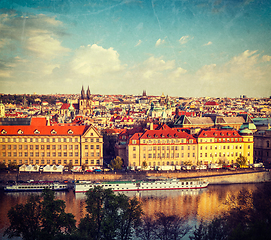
[0,117,103,166]
[125,126,253,167]
[127,125,198,167]
[196,128,253,165]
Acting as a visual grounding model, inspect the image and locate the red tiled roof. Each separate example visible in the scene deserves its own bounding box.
[198,129,241,138]
[1,124,88,136]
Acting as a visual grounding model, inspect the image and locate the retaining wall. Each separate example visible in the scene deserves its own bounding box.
[0,169,270,184]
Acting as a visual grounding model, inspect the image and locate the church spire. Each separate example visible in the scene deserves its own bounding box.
[81,86,86,99]
[87,86,91,99]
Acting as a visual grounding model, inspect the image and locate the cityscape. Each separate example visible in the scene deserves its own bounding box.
[0,0,271,239]
[0,88,270,170]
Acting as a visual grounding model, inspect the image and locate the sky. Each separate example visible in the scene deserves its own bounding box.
[0,0,270,98]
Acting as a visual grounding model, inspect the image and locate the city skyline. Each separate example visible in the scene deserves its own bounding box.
[0,0,270,98]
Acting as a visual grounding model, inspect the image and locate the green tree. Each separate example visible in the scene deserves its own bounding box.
[236,155,247,167]
[4,189,76,240]
[110,156,123,170]
[67,162,73,171]
[78,186,143,240]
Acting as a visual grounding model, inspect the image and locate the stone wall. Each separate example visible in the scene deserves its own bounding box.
[1,169,270,185]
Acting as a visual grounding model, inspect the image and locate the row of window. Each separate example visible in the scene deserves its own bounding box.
[2,159,101,165]
[199,138,243,143]
[2,144,79,150]
[199,145,246,150]
[199,152,249,158]
[134,145,196,151]
[1,137,79,143]
[135,139,194,144]
[2,152,79,157]
[134,152,196,159]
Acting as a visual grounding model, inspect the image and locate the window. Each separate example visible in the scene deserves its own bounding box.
[85,145,88,149]
[47,145,50,150]
[19,145,22,149]
[2,145,5,150]
[58,145,61,150]
[75,152,78,157]
[133,154,136,158]
[63,145,67,150]
[133,147,136,151]
[30,152,33,157]
[52,152,56,157]
[64,152,67,157]
[24,152,28,157]
[35,152,39,157]
[91,152,94,157]
[69,145,73,150]
[13,152,17,157]
[96,138,100,142]
[58,160,61,164]
[85,152,88,157]
[96,152,100,157]
[188,153,190,157]
[148,154,152,158]
[52,145,56,150]
[30,145,33,150]
[75,145,78,150]
[69,152,73,157]
[41,145,44,150]
[96,145,99,149]
[47,152,50,157]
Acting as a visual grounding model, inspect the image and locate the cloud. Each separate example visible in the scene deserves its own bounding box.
[179,35,193,45]
[261,55,271,62]
[26,33,70,59]
[155,38,165,47]
[203,41,212,46]
[70,44,126,77]
[135,40,142,47]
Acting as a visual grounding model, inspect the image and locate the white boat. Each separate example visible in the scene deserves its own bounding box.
[4,181,68,192]
[74,177,209,193]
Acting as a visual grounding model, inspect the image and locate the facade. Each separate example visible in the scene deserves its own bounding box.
[196,128,253,165]
[254,129,271,163]
[122,125,254,168]
[0,117,103,167]
[127,125,198,167]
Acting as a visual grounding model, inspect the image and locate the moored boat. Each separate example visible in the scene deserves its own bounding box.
[4,181,68,192]
[74,177,208,193]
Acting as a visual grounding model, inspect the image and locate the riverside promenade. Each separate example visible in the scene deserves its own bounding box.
[0,169,270,186]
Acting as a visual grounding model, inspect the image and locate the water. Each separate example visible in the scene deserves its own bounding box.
[0,184,260,239]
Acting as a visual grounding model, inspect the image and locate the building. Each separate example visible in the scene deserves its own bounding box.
[196,128,253,165]
[0,117,103,167]
[254,129,271,164]
[120,125,253,168]
[126,124,197,167]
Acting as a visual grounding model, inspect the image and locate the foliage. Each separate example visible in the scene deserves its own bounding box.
[142,161,148,169]
[66,162,73,171]
[0,162,7,170]
[81,164,87,172]
[235,155,247,167]
[110,156,123,170]
[190,182,271,240]
[8,162,19,171]
[183,161,192,166]
[137,212,190,240]
[4,189,76,240]
[78,186,143,240]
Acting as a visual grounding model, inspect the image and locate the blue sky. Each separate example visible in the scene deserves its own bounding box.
[0,0,270,97]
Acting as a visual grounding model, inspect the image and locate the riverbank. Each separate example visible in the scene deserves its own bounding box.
[0,169,270,188]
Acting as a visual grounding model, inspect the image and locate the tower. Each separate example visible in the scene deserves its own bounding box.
[79,86,93,115]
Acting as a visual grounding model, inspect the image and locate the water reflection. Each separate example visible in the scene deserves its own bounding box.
[0,184,260,238]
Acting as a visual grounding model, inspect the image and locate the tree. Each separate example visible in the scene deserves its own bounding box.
[66,162,73,171]
[110,156,123,170]
[190,182,271,240]
[4,189,76,240]
[236,155,247,167]
[0,162,7,170]
[8,162,19,171]
[142,161,148,169]
[78,186,143,240]
[136,212,190,240]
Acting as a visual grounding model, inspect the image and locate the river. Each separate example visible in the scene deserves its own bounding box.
[0,183,261,239]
